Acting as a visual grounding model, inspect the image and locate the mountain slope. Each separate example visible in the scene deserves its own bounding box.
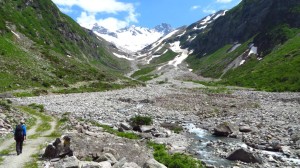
[0,0,131,93]
[184,0,300,91]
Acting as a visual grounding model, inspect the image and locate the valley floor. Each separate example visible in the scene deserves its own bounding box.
[9,67,300,167]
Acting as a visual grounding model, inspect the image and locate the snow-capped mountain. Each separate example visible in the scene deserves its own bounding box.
[137,10,227,68]
[92,23,173,53]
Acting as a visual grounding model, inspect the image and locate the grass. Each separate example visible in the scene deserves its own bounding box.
[147,141,203,168]
[200,87,232,94]
[150,50,178,64]
[24,154,39,168]
[186,38,252,78]
[18,106,52,134]
[222,32,300,92]
[89,120,140,139]
[131,66,156,78]
[0,0,131,93]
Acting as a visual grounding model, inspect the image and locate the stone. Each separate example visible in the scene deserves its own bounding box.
[143,159,167,168]
[79,161,102,168]
[57,156,80,168]
[140,126,156,133]
[121,162,141,168]
[96,153,117,164]
[120,123,132,130]
[226,148,263,164]
[213,122,237,137]
[102,147,119,159]
[112,157,126,168]
[239,125,252,133]
[98,161,112,168]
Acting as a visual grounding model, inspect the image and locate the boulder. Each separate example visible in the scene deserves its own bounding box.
[140,126,156,133]
[143,159,167,168]
[98,161,112,168]
[122,162,141,168]
[120,123,132,130]
[239,125,252,133]
[79,161,103,168]
[213,122,237,137]
[226,148,263,164]
[112,157,126,168]
[96,153,117,164]
[57,156,80,168]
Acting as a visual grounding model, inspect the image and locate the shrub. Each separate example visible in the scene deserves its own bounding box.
[147,142,203,168]
[130,115,153,126]
[28,103,45,112]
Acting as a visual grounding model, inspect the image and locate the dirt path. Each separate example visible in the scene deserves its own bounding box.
[0,117,56,168]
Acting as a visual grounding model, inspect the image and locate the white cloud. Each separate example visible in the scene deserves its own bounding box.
[216,0,232,3]
[52,0,138,30]
[203,9,216,14]
[58,6,73,13]
[191,5,201,10]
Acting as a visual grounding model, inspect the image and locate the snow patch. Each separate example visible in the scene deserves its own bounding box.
[113,53,134,60]
[148,29,179,52]
[248,46,258,56]
[167,41,190,67]
[239,60,245,65]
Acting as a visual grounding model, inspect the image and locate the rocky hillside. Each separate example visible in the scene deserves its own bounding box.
[137,0,300,91]
[0,0,131,93]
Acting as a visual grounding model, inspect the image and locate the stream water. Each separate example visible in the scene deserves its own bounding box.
[184,123,300,167]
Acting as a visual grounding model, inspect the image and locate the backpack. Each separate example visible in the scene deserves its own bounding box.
[15,124,23,139]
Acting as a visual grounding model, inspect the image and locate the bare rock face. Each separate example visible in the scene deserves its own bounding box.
[213,122,237,137]
[226,148,263,164]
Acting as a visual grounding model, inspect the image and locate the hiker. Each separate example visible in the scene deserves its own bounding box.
[14,120,26,155]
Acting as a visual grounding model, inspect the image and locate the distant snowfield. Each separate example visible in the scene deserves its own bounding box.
[94,26,165,53]
[168,41,192,67]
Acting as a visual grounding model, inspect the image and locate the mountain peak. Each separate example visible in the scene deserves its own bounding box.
[92,23,173,53]
[154,23,173,35]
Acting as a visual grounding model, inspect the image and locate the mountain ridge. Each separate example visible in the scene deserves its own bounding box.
[92,23,173,53]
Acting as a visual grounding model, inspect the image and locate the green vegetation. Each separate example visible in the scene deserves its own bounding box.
[53,81,126,94]
[29,103,45,112]
[131,66,156,78]
[0,0,131,93]
[222,33,300,92]
[130,115,153,126]
[24,154,39,168]
[0,99,12,111]
[200,87,232,94]
[90,120,140,139]
[147,141,203,168]
[187,39,252,78]
[18,106,52,133]
[150,50,177,64]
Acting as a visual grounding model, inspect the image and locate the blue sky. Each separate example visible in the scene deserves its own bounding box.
[52,0,241,31]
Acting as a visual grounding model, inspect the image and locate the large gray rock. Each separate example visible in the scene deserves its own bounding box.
[226,148,263,164]
[213,122,237,137]
[112,157,127,168]
[54,156,80,168]
[79,161,102,168]
[239,125,252,133]
[121,162,141,168]
[143,159,167,168]
[120,123,132,130]
[140,126,156,133]
[96,153,117,164]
